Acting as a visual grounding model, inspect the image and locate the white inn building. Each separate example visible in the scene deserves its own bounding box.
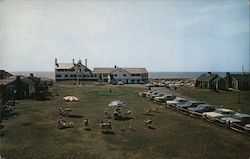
[55,58,148,84]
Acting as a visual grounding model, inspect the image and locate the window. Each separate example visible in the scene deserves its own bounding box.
[65,74,68,77]
[70,74,74,77]
[103,74,108,77]
[56,74,62,77]
[123,74,126,77]
[114,74,117,76]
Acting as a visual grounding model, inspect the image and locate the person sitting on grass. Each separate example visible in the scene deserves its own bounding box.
[100,120,112,130]
[59,107,64,115]
[83,118,90,130]
[124,108,132,117]
[83,118,88,127]
[145,118,152,128]
[113,110,120,119]
[105,109,111,118]
[0,122,5,130]
[58,116,74,129]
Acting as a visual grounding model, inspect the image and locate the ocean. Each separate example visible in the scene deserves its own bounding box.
[10,71,242,80]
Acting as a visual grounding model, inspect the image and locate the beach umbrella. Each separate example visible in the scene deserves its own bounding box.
[108,100,125,107]
[63,96,79,102]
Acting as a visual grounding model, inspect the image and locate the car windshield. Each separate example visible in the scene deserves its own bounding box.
[215,109,235,115]
[196,105,210,110]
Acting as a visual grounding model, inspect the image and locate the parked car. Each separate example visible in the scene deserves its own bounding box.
[117,81,124,85]
[148,92,165,100]
[154,94,176,103]
[202,108,235,119]
[146,82,158,87]
[219,117,241,125]
[220,113,250,126]
[166,97,188,107]
[157,83,165,87]
[188,104,216,113]
[177,101,205,109]
[221,113,250,130]
[146,90,159,98]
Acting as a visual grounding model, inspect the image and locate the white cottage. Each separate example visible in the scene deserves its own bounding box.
[93,67,148,84]
[55,58,97,81]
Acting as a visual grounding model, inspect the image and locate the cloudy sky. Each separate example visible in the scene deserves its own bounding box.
[0,0,249,72]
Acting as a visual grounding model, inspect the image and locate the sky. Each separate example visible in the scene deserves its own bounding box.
[0,0,249,72]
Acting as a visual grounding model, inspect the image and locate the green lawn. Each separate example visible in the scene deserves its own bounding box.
[1,84,250,159]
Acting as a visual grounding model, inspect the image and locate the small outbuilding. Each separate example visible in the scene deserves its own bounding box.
[225,72,250,91]
[195,72,219,89]
[212,77,226,90]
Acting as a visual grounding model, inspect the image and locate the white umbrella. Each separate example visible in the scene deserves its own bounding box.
[108,100,125,107]
[63,96,79,102]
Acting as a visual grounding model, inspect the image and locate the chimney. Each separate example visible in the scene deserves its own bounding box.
[30,73,33,78]
[16,76,20,80]
[207,72,212,75]
[85,59,87,67]
[114,65,117,68]
[225,72,231,89]
[73,59,75,65]
[55,58,58,65]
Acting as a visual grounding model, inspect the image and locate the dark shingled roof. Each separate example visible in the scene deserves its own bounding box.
[230,74,250,82]
[0,70,13,79]
[213,76,225,82]
[196,74,219,82]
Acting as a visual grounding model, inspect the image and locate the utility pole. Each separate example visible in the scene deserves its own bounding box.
[238,90,241,104]
[76,60,81,86]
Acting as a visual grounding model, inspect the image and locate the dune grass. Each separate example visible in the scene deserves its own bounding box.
[0,84,250,159]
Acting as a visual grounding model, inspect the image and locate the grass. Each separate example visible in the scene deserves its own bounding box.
[1,84,250,159]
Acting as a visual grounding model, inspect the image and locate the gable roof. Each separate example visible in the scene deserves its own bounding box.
[93,68,115,74]
[0,70,13,79]
[213,76,225,82]
[196,73,218,82]
[55,63,91,72]
[55,63,75,69]
[123,68,148,74]
[230,74,250,82]
[93,67,148,74]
